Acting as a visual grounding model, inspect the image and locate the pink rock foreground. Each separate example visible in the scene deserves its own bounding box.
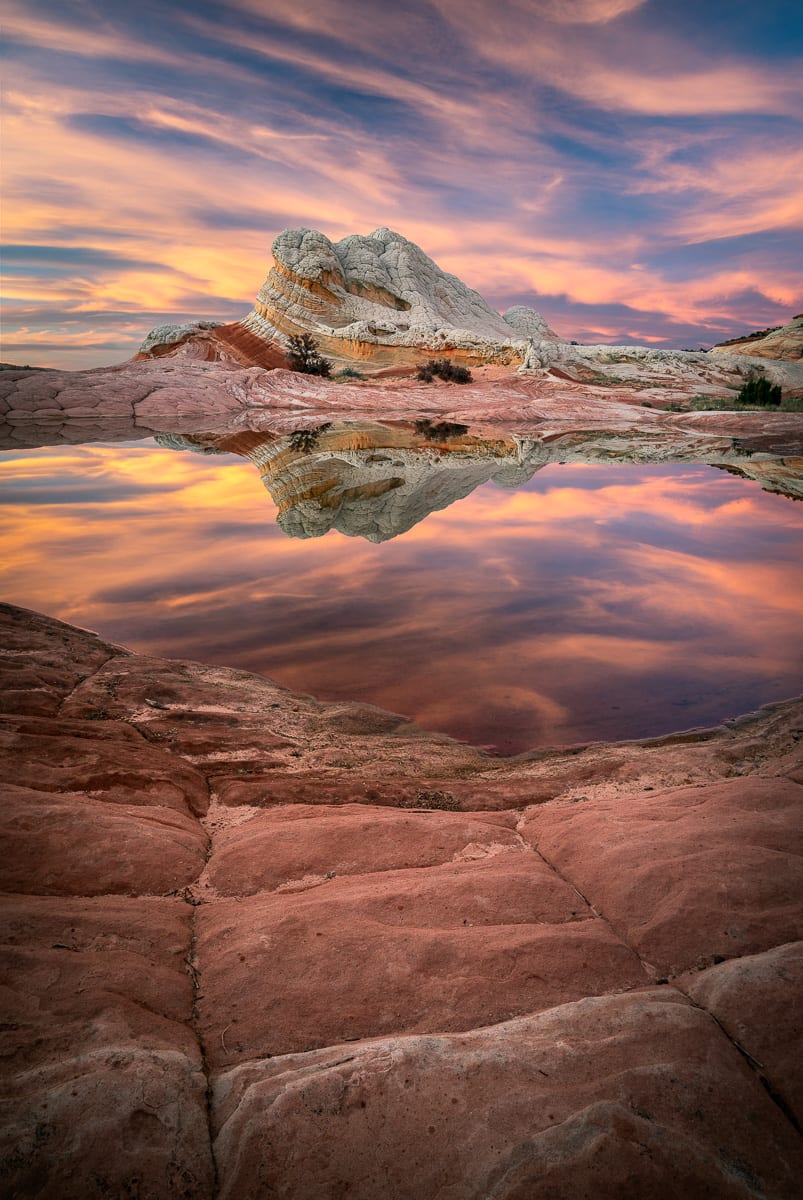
[1,602,801,1197]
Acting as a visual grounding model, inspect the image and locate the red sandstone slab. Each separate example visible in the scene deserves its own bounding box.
[0,895,198,1066]
[211,988,803,1200]
[0,784,208,895]
[680,940,803,1129]
[196,880,645,1067]
[205,803,520,894]
[210,771,459,808]
[213,771,423,808]
[0,603,123,717]
[0,895,213,1199]
[521,777,803,976]
[211,850,591,924]
[60,654,298,722]
[0,714,209,816]
[59,657,489,778]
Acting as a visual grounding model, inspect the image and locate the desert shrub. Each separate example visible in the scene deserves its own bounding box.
[414,418,469,441]
[415,357,473,384]
[288,422,332,453]
[400,789,460,811]
[736,375,781,407]
[286,333,332,377]
[337,366,364,379]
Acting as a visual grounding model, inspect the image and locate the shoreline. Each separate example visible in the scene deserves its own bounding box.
[1,600,801,1195]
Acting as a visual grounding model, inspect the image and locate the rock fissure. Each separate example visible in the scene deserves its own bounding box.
[186,772,220,1198]
[54,652,124,718]
[673,975,803,1140]
[3,601,802,1197]
[521,820,658,986]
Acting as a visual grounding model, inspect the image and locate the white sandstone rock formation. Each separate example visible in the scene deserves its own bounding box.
[136,228,802,384]
[139,321,225,355]
[242,226,562,362]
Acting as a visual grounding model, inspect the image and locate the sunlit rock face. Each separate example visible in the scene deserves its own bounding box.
[134,320,289,369]
[710,314,803,361]
[242,226,562,364]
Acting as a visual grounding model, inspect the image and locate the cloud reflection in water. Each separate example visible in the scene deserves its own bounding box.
[1,442,802,752]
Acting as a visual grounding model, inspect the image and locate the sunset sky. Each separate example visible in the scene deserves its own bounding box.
[3,0,802,368]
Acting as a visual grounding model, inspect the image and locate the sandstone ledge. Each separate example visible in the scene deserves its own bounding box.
[1,602,801,1197]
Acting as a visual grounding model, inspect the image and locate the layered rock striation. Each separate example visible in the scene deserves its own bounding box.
[241,226,560,365]
[711,314,803,361]
[2,601,802,1197]
[156,420,803,542]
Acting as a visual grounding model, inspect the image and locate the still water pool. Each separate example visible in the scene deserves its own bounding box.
[2,435,802,753]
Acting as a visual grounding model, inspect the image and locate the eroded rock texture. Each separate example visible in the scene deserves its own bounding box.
[243,226,560,365]
[1,602,802,1197]
[711,314,803,361]
[3,343,803,457]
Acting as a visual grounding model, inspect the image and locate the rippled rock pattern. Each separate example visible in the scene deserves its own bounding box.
[1,601,802,1197]
[241,226,560,365]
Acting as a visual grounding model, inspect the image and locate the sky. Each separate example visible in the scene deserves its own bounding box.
[2,0,802,368]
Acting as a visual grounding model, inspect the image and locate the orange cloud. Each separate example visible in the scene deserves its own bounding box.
[2,1,802,366]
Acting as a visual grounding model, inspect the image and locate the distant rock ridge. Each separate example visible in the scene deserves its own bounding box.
[241,226,561,365]
[710,314,803,361]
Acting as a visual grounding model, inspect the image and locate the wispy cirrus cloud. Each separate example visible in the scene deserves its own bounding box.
[1,0,801,366]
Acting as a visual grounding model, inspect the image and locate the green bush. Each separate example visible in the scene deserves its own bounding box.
[414,418,469,442]
[286,333,332,377]
[288,422,332,453]
[415,357,473,384]
[736,375,781,406]
[685,392,802,413]
[337,366,364,379]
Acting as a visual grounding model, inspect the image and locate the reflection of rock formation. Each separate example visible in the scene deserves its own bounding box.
[157,422,803,542]
[241,226,560,365]
[225,423,545,542]
[715,458,803,500]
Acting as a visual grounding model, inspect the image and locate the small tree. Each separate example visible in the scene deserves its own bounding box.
[286,333,332,377]
[414,418,469,441]
[737,375,781,406]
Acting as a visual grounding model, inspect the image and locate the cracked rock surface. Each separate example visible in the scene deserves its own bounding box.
[1,601,802,1197]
